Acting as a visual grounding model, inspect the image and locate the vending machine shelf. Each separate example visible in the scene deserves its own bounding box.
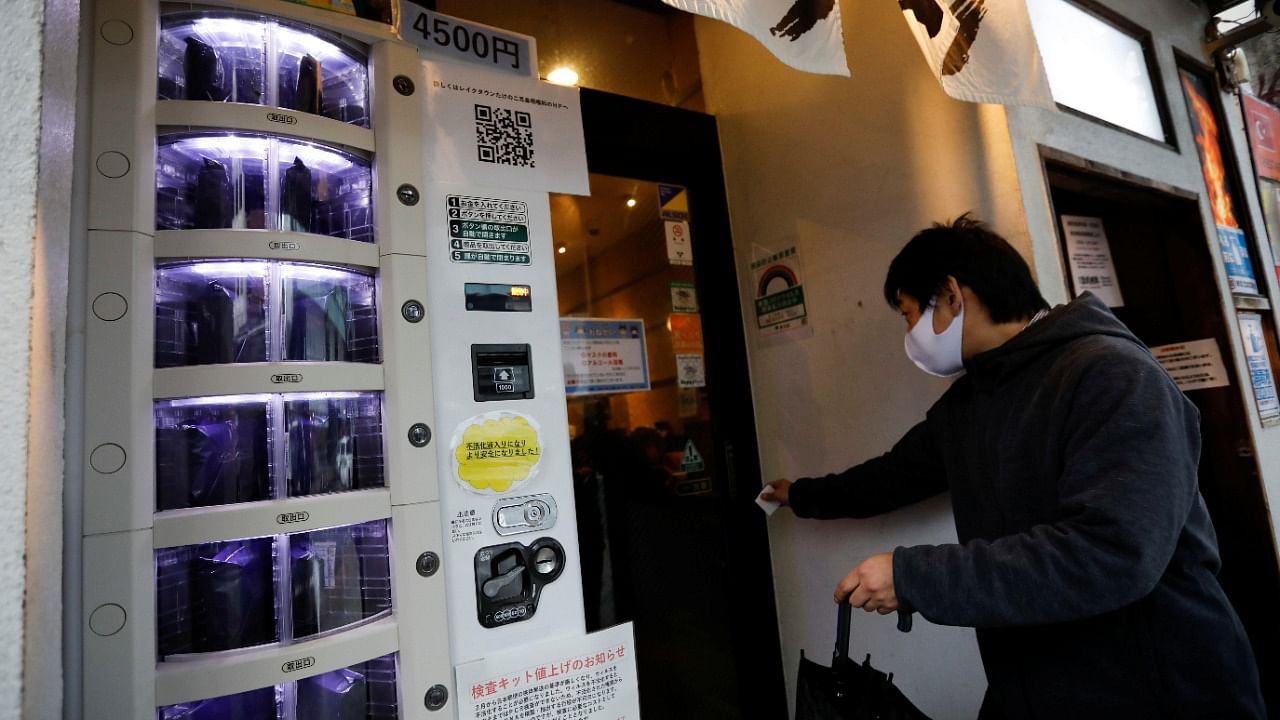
[154,229,381,269]
[156,615,399,709]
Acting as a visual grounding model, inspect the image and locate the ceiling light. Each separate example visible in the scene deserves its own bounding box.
[625,197,637,208]
[547,67,579,87]
[557,245,567,254]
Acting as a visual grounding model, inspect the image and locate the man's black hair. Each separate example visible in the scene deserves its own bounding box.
[883,213,1049,324]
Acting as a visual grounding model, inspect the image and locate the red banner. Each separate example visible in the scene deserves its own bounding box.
[1244,93,1280,184]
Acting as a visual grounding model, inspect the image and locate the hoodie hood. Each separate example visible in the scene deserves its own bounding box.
[963,292,1144,387]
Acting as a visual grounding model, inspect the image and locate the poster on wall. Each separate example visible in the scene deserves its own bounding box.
[1240,94,1280,287]
[1149,339,1231,392]
[455,622,641,720]
[751,246,808,335]
[1217,225,1260,295]
[1238,312,1280,419]
[422,60,589,195]
[561,318,650,395]
[1180,67,1262,296]
[1060,215,1124,307]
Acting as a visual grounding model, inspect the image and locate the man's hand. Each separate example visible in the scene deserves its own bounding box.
[760,479,792,506]
[836,552,898,614]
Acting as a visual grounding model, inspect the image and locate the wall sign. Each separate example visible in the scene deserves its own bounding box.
[665,220,693,266]
[1149,339,1230,392]
[423,60,589,195]
[676,353,706,388]
[1238,313,1280,419]
[670,281,698,313]
[403,8,537,78]
[1244,94,1280,184]
[669,313,704,354]
[1181,67,1261,296]
[752,246,808,335]
[456,622,641,720]
[561,319,651,395]
[1060,215,1124,307]
[1217,225,1260,295]
[659,183,689,221]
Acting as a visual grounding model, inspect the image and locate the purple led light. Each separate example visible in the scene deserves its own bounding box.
[274,23,365,66]
[281,262,374,283]
[159,393,273,408]
[157,260,272,278]
[284,391,378,402]
[161,134,270,159]
[278,139,366,174]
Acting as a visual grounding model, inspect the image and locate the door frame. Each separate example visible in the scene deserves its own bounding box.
[579,88,788,718]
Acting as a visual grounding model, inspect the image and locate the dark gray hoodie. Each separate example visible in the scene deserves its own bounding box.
[791,293,1264,718]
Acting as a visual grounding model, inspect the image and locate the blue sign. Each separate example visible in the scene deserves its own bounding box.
[560,318,650,395]
[1217,225,1259,295]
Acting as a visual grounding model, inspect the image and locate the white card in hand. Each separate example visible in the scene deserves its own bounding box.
[755,488,781,516]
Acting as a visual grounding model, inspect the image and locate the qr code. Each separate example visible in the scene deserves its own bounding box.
[474,104,535,168]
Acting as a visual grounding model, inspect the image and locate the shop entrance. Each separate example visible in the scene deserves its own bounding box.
[550,89,787,718]
[1046,159,1280,713]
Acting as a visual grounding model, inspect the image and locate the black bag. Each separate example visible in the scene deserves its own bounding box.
[795,604,932,720]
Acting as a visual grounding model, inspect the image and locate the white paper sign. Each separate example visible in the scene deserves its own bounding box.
[677,353,706,388]
[456,622,641,720]
[1150,339,1231,392]
[665,220,693,266]
[423,60,589,195]
[1061,215,1125,307]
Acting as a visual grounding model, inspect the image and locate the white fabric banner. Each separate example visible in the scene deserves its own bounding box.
[899,0,1054,107]
[661,0,850,77]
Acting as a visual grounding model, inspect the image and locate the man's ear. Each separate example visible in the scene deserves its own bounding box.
[941,276,964,313]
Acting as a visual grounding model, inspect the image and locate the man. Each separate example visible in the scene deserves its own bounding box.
[763,215,1264,718]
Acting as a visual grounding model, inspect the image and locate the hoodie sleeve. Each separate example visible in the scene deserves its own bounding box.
[892,349,1201,627]
[789,413,949,519]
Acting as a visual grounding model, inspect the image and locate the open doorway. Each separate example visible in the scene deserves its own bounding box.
[548,89,787,719]
[1046,157,1280,713]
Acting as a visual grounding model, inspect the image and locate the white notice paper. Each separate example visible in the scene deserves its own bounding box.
[456,622,641,720]
[1150,339,1231,392]
[1061,215,1125,307]
[665,220,693,266]
[422,60,589,195]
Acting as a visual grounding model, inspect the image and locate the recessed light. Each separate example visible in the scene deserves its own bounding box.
[547,67,579,87]
[557,245,567,254]
[625,197,637,208]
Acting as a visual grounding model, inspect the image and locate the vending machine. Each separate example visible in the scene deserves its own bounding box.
[81,1,455,717]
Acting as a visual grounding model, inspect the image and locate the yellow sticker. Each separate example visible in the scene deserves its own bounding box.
[452,412,544,495]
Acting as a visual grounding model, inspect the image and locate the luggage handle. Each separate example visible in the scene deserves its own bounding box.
[834,602,914,662]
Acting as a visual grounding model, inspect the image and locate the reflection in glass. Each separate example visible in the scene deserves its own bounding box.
[290,520,392,639]
[155,538,279,658]
[154,395,273,511]
[155,261,271,367]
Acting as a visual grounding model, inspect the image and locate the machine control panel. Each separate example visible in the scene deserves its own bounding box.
[475,538,565,628]
[472,343,534,401]
[465,283,533,312]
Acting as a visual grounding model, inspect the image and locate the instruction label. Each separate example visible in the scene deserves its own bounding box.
[448,195,532,265]
[452,412,544,495]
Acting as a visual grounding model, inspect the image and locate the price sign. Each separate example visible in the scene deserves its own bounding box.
[403,7,537,79]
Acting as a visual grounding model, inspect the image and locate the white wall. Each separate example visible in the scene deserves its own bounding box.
[694,2,1031,716]
[0,0,53,717]
[1007,0,1280,555]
